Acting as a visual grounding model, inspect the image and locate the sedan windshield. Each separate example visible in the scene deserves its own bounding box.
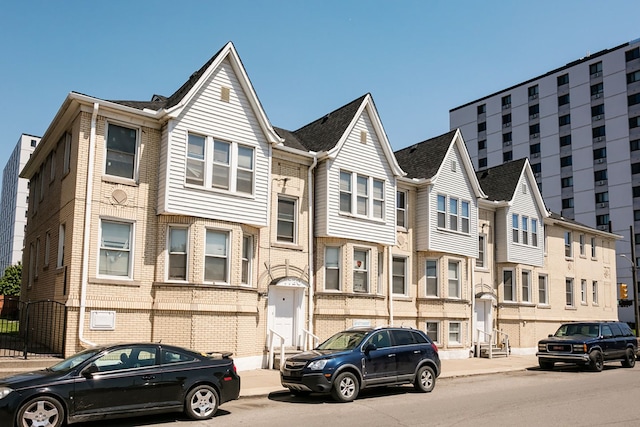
[48,348,102,372]
[317,331,367,351]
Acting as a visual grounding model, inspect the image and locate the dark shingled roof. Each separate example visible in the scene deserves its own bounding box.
[290,94,368,152]
[273,127,308,151]
[107,43,229,111]
[393,130,457,180]
[476,158,527,202]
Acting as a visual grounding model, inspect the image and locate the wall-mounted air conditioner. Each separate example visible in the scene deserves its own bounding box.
[503,123,511,128]
[597,180,606,186]
[593,115,602,121]
[598,203,607,208]
[532,153,539,158]
[596,158,604,163]
[503,104,511,109]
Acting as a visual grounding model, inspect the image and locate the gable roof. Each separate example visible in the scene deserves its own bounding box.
[107,42,282,144]
[394,129,486,198]
[476,158,527,202]
[394,130,457,180]
[477,158,548,216]
[276,94,404,175]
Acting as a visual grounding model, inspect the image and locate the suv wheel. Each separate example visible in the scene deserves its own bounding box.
[413,365,436,392]
[539,360,554,370]
[622,348,636,368]
[589,350,604,372]
[331,372,359,402]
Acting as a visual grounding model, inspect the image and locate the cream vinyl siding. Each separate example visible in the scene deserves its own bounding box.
[160,58,270,226]
[504,175,544,266]
[319,110,396,245]
[417,145,478,258]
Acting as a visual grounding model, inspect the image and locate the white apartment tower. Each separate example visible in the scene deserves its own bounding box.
[450,38,640,323]
[0,134,40,275]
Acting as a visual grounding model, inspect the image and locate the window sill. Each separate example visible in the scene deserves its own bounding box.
[435,227,471,237]
[565,306,577,311]
[537,304,551,309]
[183,182,255,199]
[101,175,138,187]
[339,212,386,224]
[91,277,140,287]
[272,242,304,251]
[153,281,257,292]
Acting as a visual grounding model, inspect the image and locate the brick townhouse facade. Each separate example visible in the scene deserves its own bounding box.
[19,42,620,367]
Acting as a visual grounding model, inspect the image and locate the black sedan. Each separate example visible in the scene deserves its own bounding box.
[0,343,240,426]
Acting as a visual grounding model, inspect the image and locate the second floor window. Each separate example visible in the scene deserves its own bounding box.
[392,257,407,295]
[539,275,548,305]
[448,261,460,298]
[186,134,254,194]
[478,235,486,268]
[565,231,572,257]
[340,171,384,220]
[512,214,519,243]
[397,191,407,228]
[504,270,514,301]
[277,197,296,243]
[106,123,138,180]
[522,271,531,302]
[438,194,470,233]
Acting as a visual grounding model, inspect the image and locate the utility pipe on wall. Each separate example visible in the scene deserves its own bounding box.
[78,102,99,347]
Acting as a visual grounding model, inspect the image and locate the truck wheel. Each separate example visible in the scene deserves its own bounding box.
[331,372,359,402]
[622,348,636,368]
[589,350,604,372]
[414,365,436,392]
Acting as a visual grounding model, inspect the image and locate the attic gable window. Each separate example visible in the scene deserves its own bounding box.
[185,133,254,195]
[339,170,384,220]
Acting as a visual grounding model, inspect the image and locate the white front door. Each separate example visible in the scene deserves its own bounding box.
[270,286,297,347]
[475,300,491,342]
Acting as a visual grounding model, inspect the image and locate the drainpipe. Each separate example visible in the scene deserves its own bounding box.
[470,257,476,357]
[307,154,318,348]
[388,246,393,326]
[78,102,99,347]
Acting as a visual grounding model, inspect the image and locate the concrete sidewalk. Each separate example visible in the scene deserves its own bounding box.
[238,354,539,398]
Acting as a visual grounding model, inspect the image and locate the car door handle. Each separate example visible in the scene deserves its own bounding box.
[413,350,421,354]
[388,354,396,358]
[142,375,156,380]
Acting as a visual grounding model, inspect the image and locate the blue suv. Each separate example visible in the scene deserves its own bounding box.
[280,326,441,402]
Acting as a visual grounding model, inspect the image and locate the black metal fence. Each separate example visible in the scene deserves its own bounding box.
[0,297,66,358]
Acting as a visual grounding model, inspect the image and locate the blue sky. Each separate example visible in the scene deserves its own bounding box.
[1,0,639,175]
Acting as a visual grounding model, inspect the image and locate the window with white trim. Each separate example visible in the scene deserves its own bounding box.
[579,234,585,256]
[426,259,438,296]
[99,220,133,278]
[353,249,369,293]
[461,201,470,233]
[396,191,407,228]
[504,269,515,301]
[28,243,35,288]
[566,278,574,307]
[277,197,297,243]
[377,252,384,294]
[591,237,597,258]
[340,171,385,219]
[325,247,340,291]
[449,197,458,231]
[63,133,71,175]
[522,216,529,245]
[448,260,460,298]
[168,227,187,281]
[449,322,461,344]
[437,195,446,228]
[426,321,440,344]
[522,270,531,302]
[538,275,548,305]
[392,257,407,295]
[532,219,538,247]
[242,235,253,285]
[105,123,138,180]
[581,279,587,304]
[57,224,65,268]
[185,133,254,194]
[512,214,519,243]
[204,230,228,283]
[34,238,40,279]
[44,232,50,267]
[565,232,573,257]
[477,235,486,268]
[592,281,599,304]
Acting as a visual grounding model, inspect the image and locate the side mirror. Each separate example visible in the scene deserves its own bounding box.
[548,334,553,337]
[82,364,99,378]
[364,343,377,354]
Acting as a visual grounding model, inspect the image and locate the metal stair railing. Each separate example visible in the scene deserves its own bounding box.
[268,329,285,370]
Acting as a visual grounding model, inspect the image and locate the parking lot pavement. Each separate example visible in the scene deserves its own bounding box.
[239,354,539,397]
